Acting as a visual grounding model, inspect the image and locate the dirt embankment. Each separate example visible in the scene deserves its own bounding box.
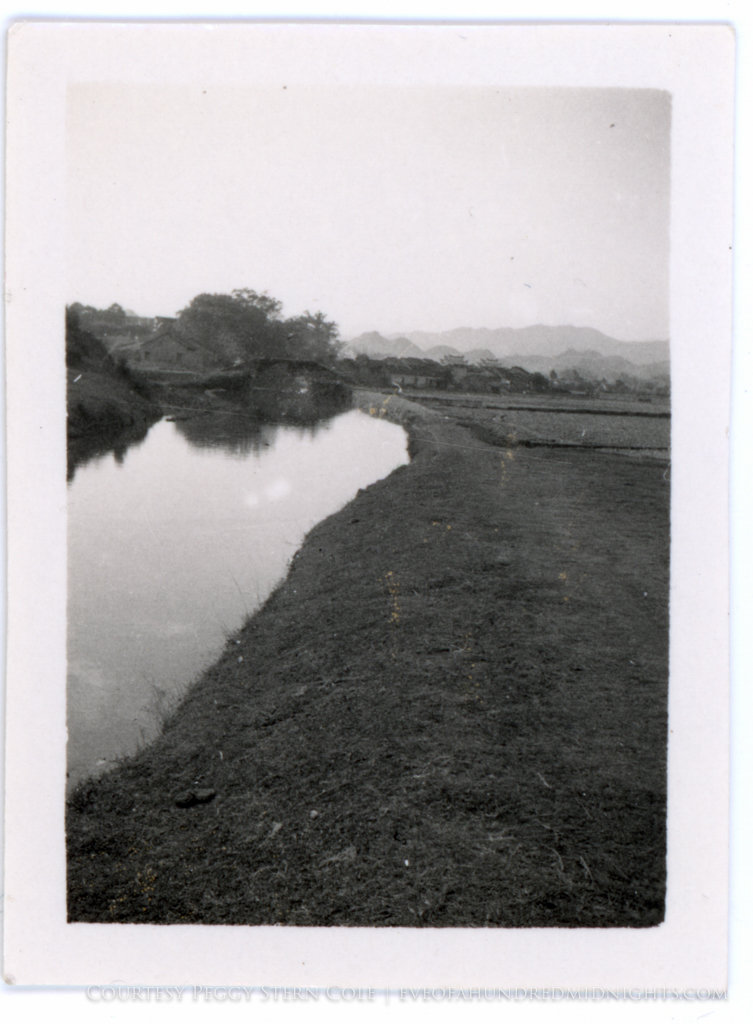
[67,391,669,928]
[67,367,162,479]
[66,308,163,478]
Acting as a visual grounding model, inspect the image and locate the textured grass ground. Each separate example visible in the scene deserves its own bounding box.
[67,392,668,927]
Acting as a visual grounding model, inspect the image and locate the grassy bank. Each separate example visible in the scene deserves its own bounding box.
[67,391,668,927]
[67,366,162,479]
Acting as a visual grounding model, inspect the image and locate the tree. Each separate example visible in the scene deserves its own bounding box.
[174,291,283,362]
[230,288,282,319]
[174,290,341,365]
[65,305,115,369]
[283,311,342,364]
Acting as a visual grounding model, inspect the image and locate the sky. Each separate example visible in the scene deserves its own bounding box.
[66,85,670,340]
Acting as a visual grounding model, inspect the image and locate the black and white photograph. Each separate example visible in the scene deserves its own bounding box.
[63,81,672,928]
[4,19,734,989]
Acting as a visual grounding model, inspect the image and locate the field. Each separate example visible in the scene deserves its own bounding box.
[66,389,669,927]
[404,390,670,454]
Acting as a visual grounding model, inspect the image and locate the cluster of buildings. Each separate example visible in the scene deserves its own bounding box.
[338,355,552,395]
[68,304,227,373]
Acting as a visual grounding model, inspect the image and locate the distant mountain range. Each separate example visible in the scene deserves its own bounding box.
[344,325,670,383]
[346,332,424,359]
[395,325,668,364]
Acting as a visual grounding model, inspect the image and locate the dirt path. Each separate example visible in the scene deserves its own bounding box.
[67,393,668,927]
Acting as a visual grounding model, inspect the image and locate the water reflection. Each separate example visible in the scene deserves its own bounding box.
[67,416,157,482]
[67,408,408,790]
[172,412,281,458]
[175,374,353,453]
[173,410,338,459]
[68,370,353,476]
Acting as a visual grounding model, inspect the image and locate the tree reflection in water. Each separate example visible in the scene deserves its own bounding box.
[174,382,353,458]
[67,368,353,477]
[67,417,156,482]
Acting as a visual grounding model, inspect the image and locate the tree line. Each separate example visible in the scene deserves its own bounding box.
[67,289,343,367]
[174,290,342,365]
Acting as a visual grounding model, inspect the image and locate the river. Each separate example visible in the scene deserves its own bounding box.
[67,408,408,789]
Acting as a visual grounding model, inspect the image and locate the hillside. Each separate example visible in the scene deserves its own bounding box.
[374,327,667,368]
[347,332,424,359]
[423,345,462,361]
[66,307,161,478]
[343,325,670,386]
[508,350,670,384]
[397,326,669,365]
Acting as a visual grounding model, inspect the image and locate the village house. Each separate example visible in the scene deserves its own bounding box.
[127,330,221,373]
[389,372,444,390]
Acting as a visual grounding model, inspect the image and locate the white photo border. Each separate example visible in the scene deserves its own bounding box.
[4,19,734,989]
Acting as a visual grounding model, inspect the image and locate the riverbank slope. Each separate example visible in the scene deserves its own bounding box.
[67,391,668,927]
[67,366,162,479]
